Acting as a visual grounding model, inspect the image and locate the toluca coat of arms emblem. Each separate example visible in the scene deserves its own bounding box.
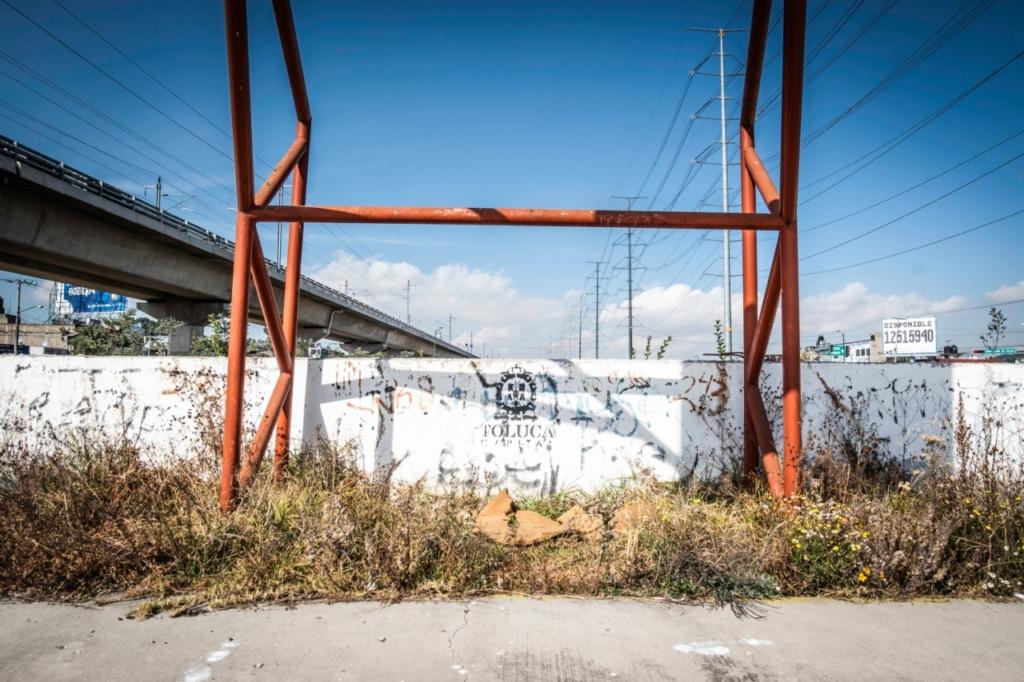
[494,364,537,421]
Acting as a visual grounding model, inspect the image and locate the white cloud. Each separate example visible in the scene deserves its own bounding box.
[307,253,567,356]
[985,280,1024,304]
[799,282,968,342]
[305,254,969,358]
[604,280,969,356]
[602,283,728,357]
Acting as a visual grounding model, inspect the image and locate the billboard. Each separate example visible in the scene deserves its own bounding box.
[62,285,127,314]
[882,316,937,356]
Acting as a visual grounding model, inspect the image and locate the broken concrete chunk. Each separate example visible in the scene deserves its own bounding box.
[475,490,567,546]
[557,504,603,541]
[510,510,567,545]
[475,511,514,544]
[480,488,516,517]
[475,489,516,544]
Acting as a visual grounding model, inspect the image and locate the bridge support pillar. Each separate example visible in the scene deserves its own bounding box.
[166,325,204,355]
[139,299,227,356]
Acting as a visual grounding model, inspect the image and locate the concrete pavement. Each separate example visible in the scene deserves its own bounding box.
[1,597,1020,681]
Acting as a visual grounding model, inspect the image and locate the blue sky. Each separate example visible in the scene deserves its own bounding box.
[1,0,1022,357]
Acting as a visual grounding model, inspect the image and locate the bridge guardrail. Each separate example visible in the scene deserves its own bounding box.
[0,134,463,351]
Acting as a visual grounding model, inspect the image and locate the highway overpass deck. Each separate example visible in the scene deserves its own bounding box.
[0,135,471,358]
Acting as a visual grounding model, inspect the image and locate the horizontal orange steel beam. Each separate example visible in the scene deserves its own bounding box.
[743,145,781,214]
[249,205,786,230]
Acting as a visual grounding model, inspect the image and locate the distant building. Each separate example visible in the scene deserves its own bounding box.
[846,334,884,363]
[805,333,884,363]
[0,321,71,354]
[0,295,11,324]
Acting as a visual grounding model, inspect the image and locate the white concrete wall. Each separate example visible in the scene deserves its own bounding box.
[2,357,1021,493]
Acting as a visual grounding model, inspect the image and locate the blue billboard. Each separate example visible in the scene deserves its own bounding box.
[63,284,127,314]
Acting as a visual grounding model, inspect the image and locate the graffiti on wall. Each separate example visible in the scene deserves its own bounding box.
[3,357,1022,495]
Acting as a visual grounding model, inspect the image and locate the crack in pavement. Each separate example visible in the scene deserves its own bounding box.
[447,601,473,678]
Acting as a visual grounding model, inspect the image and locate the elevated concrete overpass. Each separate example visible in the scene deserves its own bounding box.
[0,136,471,357]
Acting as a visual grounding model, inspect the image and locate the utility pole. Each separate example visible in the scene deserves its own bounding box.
[717,28,733,356]
[275,182,288,268]
[468,330,474,354]
[433,326,443,357]
[586,260,604,359]
[3,278,39,354]
[611,195,645,359]
[448,314,454,343]
[145,176,164,211]
[688,26,746,356]
[405,280,411,324]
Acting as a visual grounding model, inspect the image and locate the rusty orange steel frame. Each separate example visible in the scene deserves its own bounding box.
[219,0,806,511]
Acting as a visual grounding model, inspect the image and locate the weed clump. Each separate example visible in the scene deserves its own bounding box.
[2,400,1023,611]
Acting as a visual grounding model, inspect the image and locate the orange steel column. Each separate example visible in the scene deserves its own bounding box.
[738,0,772,491]
[778,0,806,498]
[221,0,256,512]
[220,212,255,511]
[740,127,758,488]
[273,148,308,481]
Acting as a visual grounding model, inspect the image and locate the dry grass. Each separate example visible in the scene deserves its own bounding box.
[2,399,1023,614]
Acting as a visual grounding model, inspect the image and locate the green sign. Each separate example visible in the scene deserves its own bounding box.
[984,347,1019,355]
[827,344,848,357]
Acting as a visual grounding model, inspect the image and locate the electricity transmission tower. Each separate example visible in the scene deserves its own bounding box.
[610,195,646,359]
[585,260,607,359]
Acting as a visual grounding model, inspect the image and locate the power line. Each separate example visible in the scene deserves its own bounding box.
[806,0,862,65]
[0,50,237,204]
[805,0,898,85]
[802,149,1024,260]
[613,0,715,192]
[802,127,1024,235]
[790,298,1024,348]
[797,0,996,151]
[47,1,233,146]
[753,0,999,184]
[0,100,232,231]
[753,44,1024,250]
[758,0,880,115]
[636,64,705,204]
[801,48,1024,202]
[1,0,236,163]
[805,208,1024,276]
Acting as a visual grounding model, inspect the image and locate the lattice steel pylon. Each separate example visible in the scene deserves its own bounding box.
[219,0,804,511]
